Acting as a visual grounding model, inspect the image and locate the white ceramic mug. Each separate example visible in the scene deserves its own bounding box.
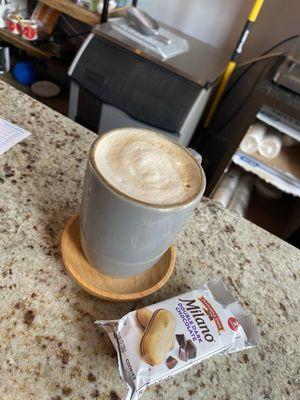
[80,129,206,277]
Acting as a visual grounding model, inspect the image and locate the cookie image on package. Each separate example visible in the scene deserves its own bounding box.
[140,309,176,366]
[136,308,153,329]
[136,308,175,350]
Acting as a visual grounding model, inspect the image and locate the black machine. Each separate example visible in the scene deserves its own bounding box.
[68,2,228,145]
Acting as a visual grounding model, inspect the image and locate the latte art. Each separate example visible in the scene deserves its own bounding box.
[94,128,202,206]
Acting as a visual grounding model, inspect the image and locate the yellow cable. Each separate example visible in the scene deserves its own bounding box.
[204,61,236,128]
[203,0,265,128]
[249,0,265,22]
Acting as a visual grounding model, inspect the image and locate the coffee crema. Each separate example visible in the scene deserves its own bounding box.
[94,128,202,206]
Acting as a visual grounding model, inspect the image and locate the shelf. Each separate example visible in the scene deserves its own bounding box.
[38,0,129,26]
[232,147,300,197]
[0,29,56,59]
[257,105,300,142]
[250,146,300,180]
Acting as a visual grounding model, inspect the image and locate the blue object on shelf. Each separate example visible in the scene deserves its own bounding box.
[13,62,36,85]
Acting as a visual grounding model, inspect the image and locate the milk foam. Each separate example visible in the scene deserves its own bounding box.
[94,129,202,206]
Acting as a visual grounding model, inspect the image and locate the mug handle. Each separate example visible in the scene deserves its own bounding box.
[187,147,202,165]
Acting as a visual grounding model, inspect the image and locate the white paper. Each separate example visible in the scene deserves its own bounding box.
[0,118,31,155]
[232,152,300,197]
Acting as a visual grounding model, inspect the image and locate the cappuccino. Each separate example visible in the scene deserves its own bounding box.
[94,128,202,206]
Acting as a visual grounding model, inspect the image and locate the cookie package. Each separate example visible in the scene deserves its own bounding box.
[95,278,260,399]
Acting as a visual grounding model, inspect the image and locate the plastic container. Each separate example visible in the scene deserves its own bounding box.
[228,175,254,217]
[240,123,267,154]
[212,168,241,208]
[258,133,282,159]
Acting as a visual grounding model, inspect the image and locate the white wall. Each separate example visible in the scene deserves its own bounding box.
[138,0,300,59]
[240,0,300,60]
[138,0,251,52]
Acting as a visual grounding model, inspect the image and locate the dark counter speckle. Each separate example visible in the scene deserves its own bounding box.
[23,309,35,326]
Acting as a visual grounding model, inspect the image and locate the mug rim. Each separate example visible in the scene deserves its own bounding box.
[89,128,206,210]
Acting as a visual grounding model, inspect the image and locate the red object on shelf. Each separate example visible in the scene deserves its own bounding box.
[22,22,38,41]
[7,18,22,35]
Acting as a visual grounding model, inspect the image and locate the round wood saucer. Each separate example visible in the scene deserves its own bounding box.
[61,215,175,302]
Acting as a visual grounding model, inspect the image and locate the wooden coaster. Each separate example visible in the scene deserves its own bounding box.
[61,215,175,302]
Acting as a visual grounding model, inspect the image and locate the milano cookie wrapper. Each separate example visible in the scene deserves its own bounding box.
[95,278,260,400]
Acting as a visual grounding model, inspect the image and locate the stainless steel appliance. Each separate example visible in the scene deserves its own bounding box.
[68,17,229,145]
[0,42,9,74]
[273,57,300,95]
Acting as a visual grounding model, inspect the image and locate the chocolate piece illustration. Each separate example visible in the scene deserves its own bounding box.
[178,346,188,362]
[176,334,187,349]
[186,339,197,359]
[166,356,178,369]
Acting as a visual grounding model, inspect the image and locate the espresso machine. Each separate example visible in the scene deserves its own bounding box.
[68,2,229,145]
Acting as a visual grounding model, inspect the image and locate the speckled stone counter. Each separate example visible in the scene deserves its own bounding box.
[0,80,299,400]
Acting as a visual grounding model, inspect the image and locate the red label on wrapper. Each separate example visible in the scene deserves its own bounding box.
[228,317,240,331]
[199,296,224,333]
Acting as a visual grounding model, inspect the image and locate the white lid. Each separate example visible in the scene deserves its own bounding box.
[258,135,282,159]
[240,135,258,154]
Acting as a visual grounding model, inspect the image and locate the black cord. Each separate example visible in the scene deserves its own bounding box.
[202,34,300,137]
[208,61,271,135]
[222,34,300,101]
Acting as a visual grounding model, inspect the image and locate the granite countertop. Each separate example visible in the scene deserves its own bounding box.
[0,80,299,400]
